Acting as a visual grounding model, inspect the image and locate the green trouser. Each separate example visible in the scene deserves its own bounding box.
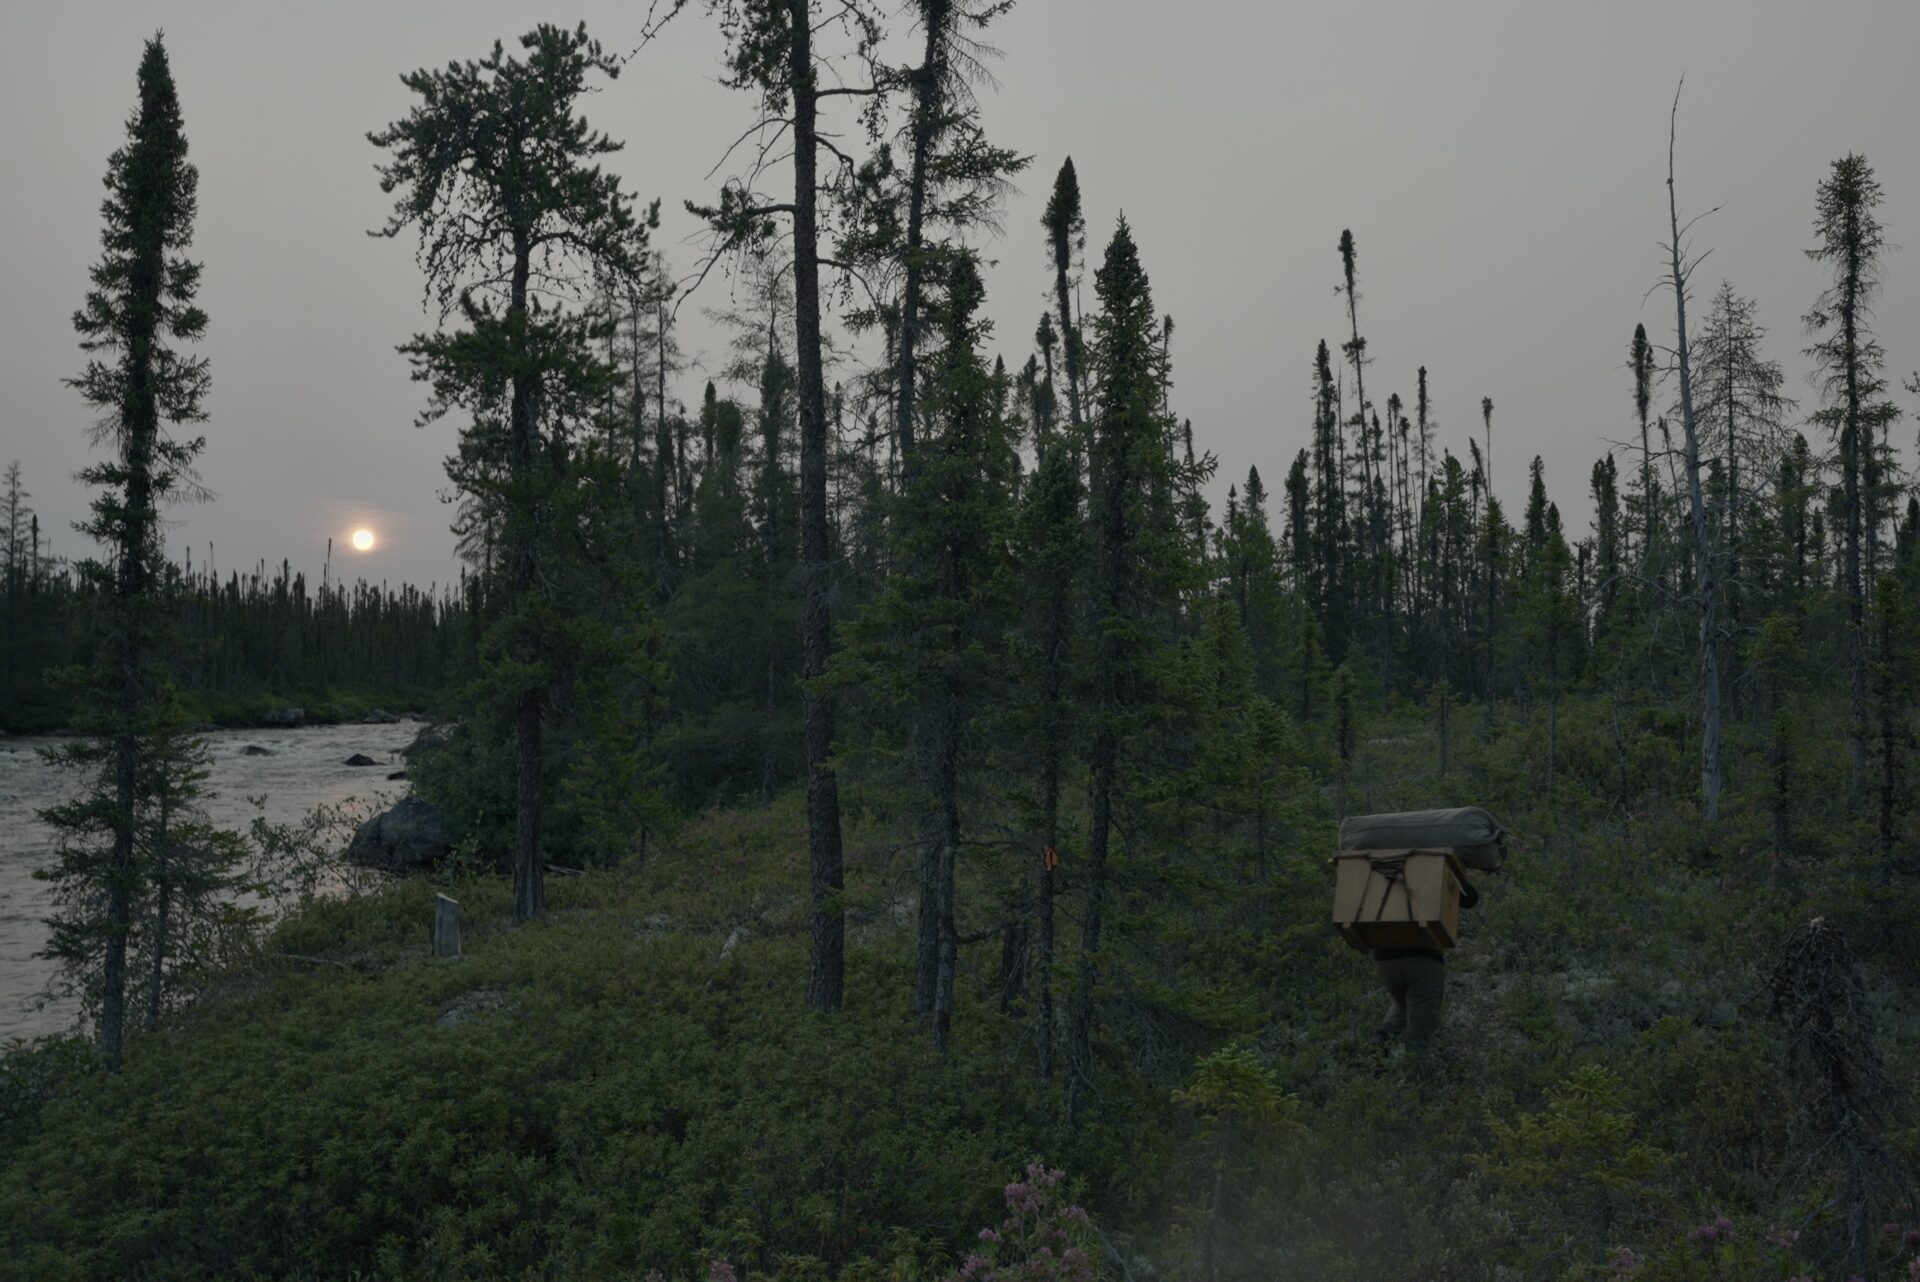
[1375,954,1446,1053]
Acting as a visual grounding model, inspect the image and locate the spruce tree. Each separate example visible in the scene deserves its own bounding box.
[370,23,655,921]
[1067,216,1188,1119]
[848,254,1016,1049]
[1008,435,1083,1080]
[41,34,227,1070]
[1043,159,1088,441]
[1804,153,1897,805]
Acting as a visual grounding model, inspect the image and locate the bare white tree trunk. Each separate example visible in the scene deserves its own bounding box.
[1666,82,1722,822]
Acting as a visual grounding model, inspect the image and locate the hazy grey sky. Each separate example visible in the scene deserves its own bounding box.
[4,0,1918,590]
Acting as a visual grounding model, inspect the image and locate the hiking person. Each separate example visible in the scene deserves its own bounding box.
[1373,875,1478,1055]
[1332,808,1508,1057]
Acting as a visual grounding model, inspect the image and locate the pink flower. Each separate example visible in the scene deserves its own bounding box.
[1905,1228,1920,1249]
[1609,1246,1638,1272]
[707,1262,738,1282]
[978,1228,1001,1244]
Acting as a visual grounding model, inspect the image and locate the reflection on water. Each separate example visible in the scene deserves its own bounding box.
[0,720,423,1044]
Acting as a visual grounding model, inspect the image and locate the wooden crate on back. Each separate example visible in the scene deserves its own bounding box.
[1331,848,1465,952]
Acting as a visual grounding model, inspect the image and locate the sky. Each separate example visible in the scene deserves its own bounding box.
[3,0,1918,592]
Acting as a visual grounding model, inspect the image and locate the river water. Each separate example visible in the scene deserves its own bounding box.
[0,719,423,1045]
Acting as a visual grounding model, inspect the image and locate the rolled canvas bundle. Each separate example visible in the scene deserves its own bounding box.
[1337,807,1510,872]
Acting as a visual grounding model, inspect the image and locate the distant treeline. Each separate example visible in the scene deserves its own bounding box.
[2,466,474,731]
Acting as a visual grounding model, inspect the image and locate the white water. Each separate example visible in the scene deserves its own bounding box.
[0,720,423,1044]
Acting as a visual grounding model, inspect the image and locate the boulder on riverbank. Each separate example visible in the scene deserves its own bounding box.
[344,753,380,767]
[261,707,305,728]
[363,708,400,724]
[345,798,452,873]
[400,723,454,760]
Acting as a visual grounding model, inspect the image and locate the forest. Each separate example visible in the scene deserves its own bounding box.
[1,5,1918,1281]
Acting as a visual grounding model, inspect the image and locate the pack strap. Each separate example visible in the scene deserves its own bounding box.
[1367,853,1415,923]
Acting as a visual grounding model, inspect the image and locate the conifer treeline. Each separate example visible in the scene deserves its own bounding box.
[0,510,475,730]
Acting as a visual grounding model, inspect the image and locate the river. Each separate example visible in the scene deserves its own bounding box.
[0,719,423,1045]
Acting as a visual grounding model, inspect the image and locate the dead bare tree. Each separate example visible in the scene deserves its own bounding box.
[1659,79,1722,823]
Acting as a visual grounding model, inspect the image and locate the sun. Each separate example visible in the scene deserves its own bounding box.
[350,528,376,552]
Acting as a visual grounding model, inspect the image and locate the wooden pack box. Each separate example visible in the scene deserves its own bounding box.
[1331,848,1463,952]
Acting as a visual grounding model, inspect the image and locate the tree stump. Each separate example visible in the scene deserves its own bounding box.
[434,894,461,959]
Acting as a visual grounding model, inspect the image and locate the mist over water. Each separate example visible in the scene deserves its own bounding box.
[0,720,423,1044]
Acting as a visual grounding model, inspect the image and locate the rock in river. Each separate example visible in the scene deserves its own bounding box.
[346,798,452,873]
[344,753,380,767]
[240,744,273,757]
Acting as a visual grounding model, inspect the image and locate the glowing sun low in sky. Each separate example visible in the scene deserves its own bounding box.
[350,528,376,552]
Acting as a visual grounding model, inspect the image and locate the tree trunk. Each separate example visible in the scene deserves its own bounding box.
[1666,88,1722,823]
[104,300,161,1071]
[1050,231,1083,439]
[790,0,846,1014]
[932,695,959,1050]
[892,0,949,468]
[1875,587,1897,884]
[145,810,171,1033]
[1840,243,1869,805]
[1068,722,1113,1122]
[1035,592,1068,1081]
[913,805,940,1014]
[508,230,546,925]
[655,298,674,593]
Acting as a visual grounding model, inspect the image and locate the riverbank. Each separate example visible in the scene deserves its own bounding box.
[0,685,443,737]
[0,718,426,1041]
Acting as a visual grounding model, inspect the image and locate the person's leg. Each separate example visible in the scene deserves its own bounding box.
[1402,956,1447,1053]
[1374,958,1410,1039]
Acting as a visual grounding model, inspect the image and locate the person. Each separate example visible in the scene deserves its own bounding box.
[1373,875,1479,1055]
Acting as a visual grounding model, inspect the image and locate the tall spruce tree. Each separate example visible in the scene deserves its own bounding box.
[1067,216,1188,1120]
[40,34,228,1070]
[1804,153,1897,806]
[847,254,1015,1048]
[370,23,654,921]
